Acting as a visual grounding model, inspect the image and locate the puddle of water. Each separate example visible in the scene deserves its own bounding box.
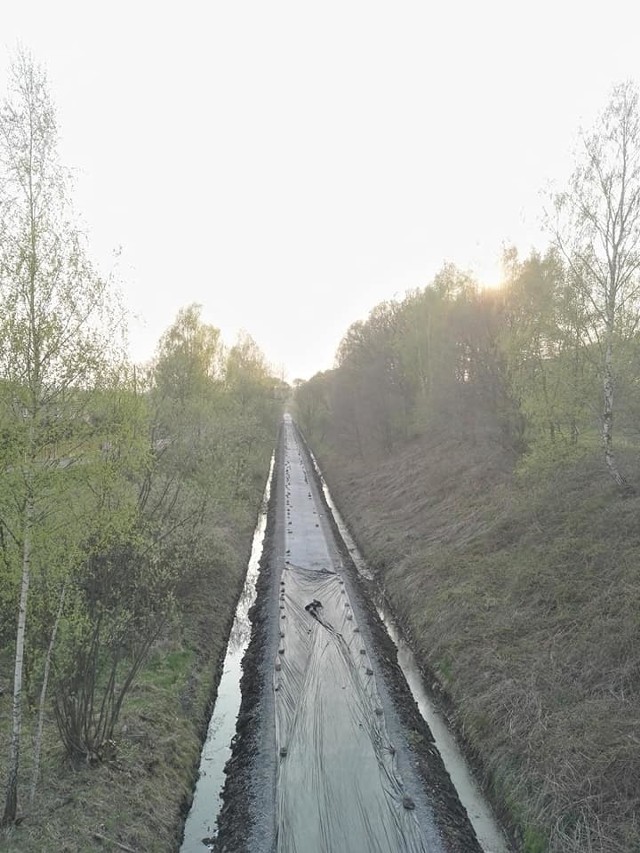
[180,455,274,852]
[308,447,510,853]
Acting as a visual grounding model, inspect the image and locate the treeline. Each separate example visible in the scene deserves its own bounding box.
[297,82,640,487]
[0,53,282,826]
[296,252,594,456]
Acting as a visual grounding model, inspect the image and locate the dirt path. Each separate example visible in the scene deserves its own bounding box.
[214,417,482,852]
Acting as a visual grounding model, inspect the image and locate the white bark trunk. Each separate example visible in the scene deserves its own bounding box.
[29,583,66,806]
[2,497,33,825]
[602,337,626,487]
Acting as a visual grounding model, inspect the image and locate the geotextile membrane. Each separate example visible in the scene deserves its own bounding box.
[273,419,432,852]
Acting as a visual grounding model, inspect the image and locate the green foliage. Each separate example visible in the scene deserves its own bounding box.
[516,435,591,483]
[523,825,548,853]
[293,371,333,441]
[501,248,596,446]
[151,313,280,506]
[550,81,640,485]
[223,331,281,498]
[52,536,175,764]
[297,262,524,458]
[436,657,453,683]
[144,649,193,691]
[297,227,640,481]
[154,303,222,403]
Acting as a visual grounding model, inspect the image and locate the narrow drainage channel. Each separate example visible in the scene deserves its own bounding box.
[180,454,274,852]
[308,447,511,853]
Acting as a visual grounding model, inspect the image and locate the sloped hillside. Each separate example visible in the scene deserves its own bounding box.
[315,433,640,853]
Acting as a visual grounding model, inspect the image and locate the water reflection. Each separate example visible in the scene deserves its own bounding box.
[180,455,274,852]
[227,568,260,650]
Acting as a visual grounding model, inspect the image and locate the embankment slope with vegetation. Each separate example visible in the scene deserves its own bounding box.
[0,302,281,851]
[1,504,262,852]
[312,431,639,853]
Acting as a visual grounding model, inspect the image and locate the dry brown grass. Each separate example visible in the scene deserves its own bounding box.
[317,434,640,853]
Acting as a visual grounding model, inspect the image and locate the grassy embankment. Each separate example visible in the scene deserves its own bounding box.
[0,486,269,852]
[314,433,639,853]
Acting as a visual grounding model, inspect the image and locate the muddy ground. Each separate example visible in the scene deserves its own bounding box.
[213,420,482,852]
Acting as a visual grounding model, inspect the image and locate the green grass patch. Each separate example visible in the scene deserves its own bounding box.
[143,649,195,691]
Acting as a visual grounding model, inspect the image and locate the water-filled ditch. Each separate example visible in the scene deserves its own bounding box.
[180,455,274,852]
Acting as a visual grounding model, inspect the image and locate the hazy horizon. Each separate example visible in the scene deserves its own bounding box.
[4,0,640,380]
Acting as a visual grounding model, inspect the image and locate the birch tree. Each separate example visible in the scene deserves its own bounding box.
[552,81,640,486]
[0,51,118,825]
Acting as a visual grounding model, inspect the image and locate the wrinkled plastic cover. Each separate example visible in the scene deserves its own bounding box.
[273,420,434,852]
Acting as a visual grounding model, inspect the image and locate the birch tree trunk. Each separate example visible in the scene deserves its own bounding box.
[2,497,33,826]
[29,583,67,806]
[602,334,625,486]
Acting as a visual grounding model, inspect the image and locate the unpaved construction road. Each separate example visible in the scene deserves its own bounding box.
[214,416,482,852]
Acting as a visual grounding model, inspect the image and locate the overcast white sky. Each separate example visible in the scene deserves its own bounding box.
[2,1,640,380]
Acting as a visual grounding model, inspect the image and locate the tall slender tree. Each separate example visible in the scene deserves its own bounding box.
[0,51,118,825]
[552,81,640,486]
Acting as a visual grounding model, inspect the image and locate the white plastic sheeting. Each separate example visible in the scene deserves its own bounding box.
[273,419,435,852]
